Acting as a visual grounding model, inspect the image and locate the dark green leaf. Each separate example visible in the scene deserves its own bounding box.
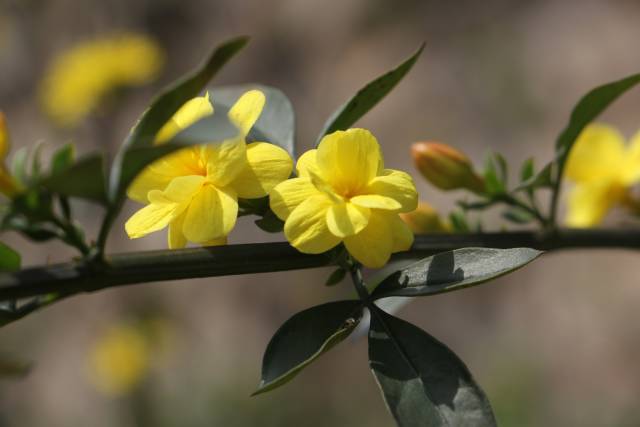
[372,247,542,299]
[211,84,296,156]
[0,242,20,272]
[325,267,347,286]
[369,308,497,427]
[253,300,363,395]
[50,143,75,175]
[316,43,424,143]
[493,153,508,186]
[41,154,107,204]
[502,208,535,224]
[555,73,640,171]
[108,36,249,202]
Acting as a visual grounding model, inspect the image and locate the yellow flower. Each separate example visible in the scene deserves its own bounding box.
[270,128,418,268]
[400,202,451,234]
[565,123,640,227]
[0,112,20,198]
[40,33,164,127]
[87,324,151,396]
[125,90,294,248]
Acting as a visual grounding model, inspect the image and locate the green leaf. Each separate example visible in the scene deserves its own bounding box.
[369,307,497,427]
[502,208,535,224]
[210,84,296,156]
[448,211,470,233]
[108,36,249,203]
[324,267,347,286]
[253,300,363,395]
[371,247,542,299]
[41,154,107,204]
[11,146,29,185]
[555,73,640,171]
[50,143,76,175]
[483,154,505,195]
[519,158,534,183]
[316,43,424,143]
[0,242,20,272]
[515,161,553,192]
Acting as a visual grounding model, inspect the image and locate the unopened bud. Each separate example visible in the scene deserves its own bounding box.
[411,142,484,193]
[0,112,8,161]
[400,202,450,234]
[0,111,19,197]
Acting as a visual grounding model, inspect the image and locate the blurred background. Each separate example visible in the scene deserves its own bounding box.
[1,0,640,425]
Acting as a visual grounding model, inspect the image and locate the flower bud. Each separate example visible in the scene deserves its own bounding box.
[400,202,450,234]
[411,141,484,193]
[0,112,19,197]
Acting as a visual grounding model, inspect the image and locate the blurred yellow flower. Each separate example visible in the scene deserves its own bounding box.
[400,202,450,234]
[126,90,293,248]
[88,324,151,396]
[270,128,418,268]
[565,123,640,227]
[40,33,164,127]
[0,112,20,198]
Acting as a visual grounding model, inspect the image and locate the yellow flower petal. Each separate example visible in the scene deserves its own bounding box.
[155,94,214,144]
[316,128,382,196]
[386,212,414,252]
[168,212,187,249]
[296,149,320,178]
[350,194,402,211]
[125,200,180,239]
[344,212,393,268]
[361,169,418,213]
[565,124,626,183]
[326,202,370,238]
[203,139,248,187]
[127,148,204,203]
[232,142,293,199]
[227,90,265,136]
[161,175,206,203]
[621,130,640,185]
[182,184,238,243]
[270,177,322,220]
[565,180,623,228]
[284,195,341,254]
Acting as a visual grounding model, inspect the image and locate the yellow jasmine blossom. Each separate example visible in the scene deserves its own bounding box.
[0,112,20,198]
[400,202,451,234]
[565,123,640,227]
[87,324,151,396]
[125,90,293,248]
[40,33,164,127]
[270,128,418,268]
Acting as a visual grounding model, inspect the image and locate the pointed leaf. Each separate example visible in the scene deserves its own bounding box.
[0,242,20,272]
[316,43,424,143]
[41,154,107,203]
[372,247,542,299]
[369,308,497,427]
[254,300,363,395]
[555,73,640,171]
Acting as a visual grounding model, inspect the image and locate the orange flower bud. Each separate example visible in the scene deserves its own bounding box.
[400,202,450,234]
[411,141,484,193]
